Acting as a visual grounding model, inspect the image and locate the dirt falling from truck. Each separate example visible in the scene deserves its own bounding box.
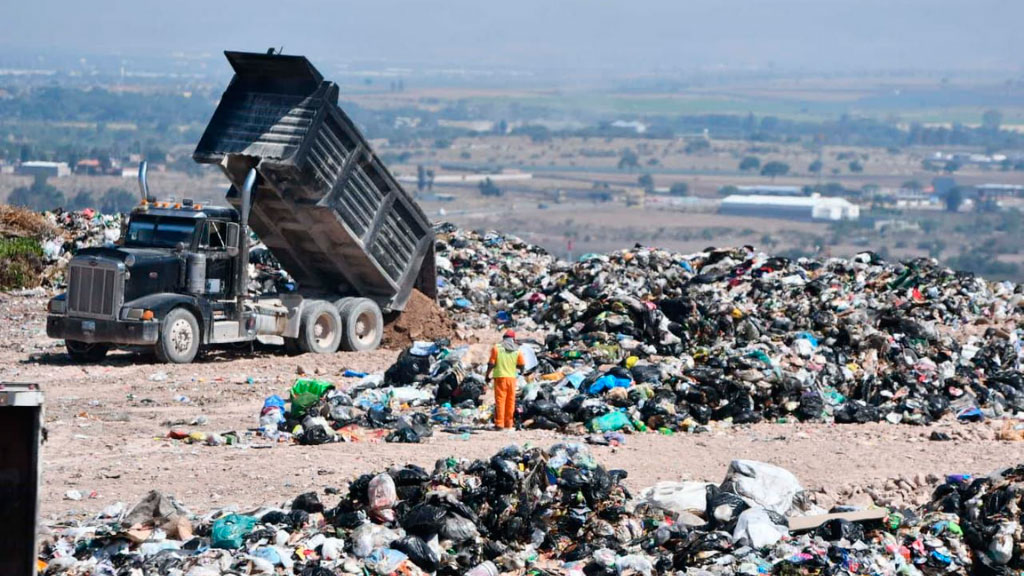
[381,289,458,348]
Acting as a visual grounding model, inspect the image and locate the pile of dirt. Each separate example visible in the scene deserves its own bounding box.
[0,204,53,239]
[382,289,458,349]
[0,204,54,290]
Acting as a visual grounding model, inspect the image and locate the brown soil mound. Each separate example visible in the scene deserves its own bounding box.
[382,289,458,349]
[0,204,53,238]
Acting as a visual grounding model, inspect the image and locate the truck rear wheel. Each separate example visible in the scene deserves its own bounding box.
[339,298,383,352]
[298,301,342,354]
[66,340,109,363]
[155,308,200,364]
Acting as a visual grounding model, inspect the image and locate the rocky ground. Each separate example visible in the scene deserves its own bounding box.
[2,291,1022,525]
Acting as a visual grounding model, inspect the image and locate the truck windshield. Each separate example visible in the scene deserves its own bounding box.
[125,216,198,248]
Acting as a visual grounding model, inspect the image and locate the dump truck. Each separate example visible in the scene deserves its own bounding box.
[46,50,436,363]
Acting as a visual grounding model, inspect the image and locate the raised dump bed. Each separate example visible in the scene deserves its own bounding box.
[194,51,435,312]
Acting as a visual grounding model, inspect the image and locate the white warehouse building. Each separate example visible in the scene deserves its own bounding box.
[719,194,860,221]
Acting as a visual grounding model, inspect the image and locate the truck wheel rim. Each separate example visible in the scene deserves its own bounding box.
[314,314,336,347]
[170,319,193,354]
[355,311,377,344]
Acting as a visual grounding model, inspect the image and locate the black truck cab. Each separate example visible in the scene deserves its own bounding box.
[46,198,248,363]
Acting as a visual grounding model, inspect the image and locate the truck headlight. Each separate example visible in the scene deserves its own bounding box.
[47,298,67,314]
[123,308,155,321]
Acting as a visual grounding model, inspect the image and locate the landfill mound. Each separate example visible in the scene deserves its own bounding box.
[429,224,1024,429]
[382,289,458,349]
[38,443,1024,575]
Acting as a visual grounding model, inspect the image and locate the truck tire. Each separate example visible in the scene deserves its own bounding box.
[339,298,383,352]
[155,308,201,364]
[298,301,343,354]
[66,340,109,363]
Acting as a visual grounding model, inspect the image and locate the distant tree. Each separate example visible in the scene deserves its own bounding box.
[669,182,690,197]
[848,160,864,173]
[739,156,761,171]
[478,178,502,197]
[433,138,452,149]
[495,119,508,135]
[719,185,740,196]
[144,145,167,163]
[8,174,64,211]
[808,159,823,174]
[922,159,941,172]
[426,169,435,192]
[944,187,965,213]
[637,173,654,192]
[902,180,923,191]
[416,165,426,192]
[617,148,640,172]
[100,187,137,214]
[943,160,961,174]
[982,109,1003,132]
[760,161,790,180]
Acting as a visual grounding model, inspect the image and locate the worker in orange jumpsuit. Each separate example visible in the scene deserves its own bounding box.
[486,329,525,430]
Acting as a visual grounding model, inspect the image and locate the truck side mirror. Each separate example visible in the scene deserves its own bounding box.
[225,223,240,257]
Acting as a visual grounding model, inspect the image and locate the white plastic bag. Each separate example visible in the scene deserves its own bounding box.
[733,508,789,548]
[722,460,803,515]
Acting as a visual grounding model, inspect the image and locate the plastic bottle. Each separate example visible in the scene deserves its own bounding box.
[465,560,499,576]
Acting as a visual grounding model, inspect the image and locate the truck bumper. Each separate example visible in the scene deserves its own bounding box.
[46,315,159,346]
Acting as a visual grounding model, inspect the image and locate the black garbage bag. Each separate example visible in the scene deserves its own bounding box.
[796,392,825,421]
[386,427,422,443]
[440,514,478,543]
[705,485,748,530]
[834,401,880,424]
[491,457,521,494]
[631,364,662,384]
[260,510,289,525]
[291,492,324,514]
[391,535,441,572]
[391,465,430,486]
[300,425,332,446]
[386,349,432,384]
[401,504,448,537]
[366,405,396,427]
[815,518,865,542]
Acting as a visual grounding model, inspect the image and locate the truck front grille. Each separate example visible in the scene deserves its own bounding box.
[68,261,123,318]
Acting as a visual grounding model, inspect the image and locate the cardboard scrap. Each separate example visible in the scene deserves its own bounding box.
[788,508,889,532]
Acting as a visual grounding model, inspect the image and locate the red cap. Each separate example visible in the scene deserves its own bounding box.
[503,329,516,339]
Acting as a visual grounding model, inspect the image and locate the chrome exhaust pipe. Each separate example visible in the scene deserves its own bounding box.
[137,161,151,202]
[237,168,257,336]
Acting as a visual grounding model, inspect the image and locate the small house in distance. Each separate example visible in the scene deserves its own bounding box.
[720,193,859,221]
[16,161,70,178]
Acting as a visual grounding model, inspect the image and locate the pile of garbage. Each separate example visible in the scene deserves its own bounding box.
[258,342,491,445]
[39,208,123,286]
[39,443,1024,575]
[433,225,1024,429]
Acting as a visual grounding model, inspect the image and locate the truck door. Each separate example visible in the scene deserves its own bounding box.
[200,220,234,298]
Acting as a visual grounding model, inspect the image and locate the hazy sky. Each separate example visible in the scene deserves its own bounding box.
[2,0,1022,74]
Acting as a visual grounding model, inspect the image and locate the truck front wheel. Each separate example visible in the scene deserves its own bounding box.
[66,340,109,363]
[339,298,383,352]
[155,308,200,364]
[298,301,343,354]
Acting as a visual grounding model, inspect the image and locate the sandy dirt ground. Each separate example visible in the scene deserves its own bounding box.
[3,291,1023,523]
